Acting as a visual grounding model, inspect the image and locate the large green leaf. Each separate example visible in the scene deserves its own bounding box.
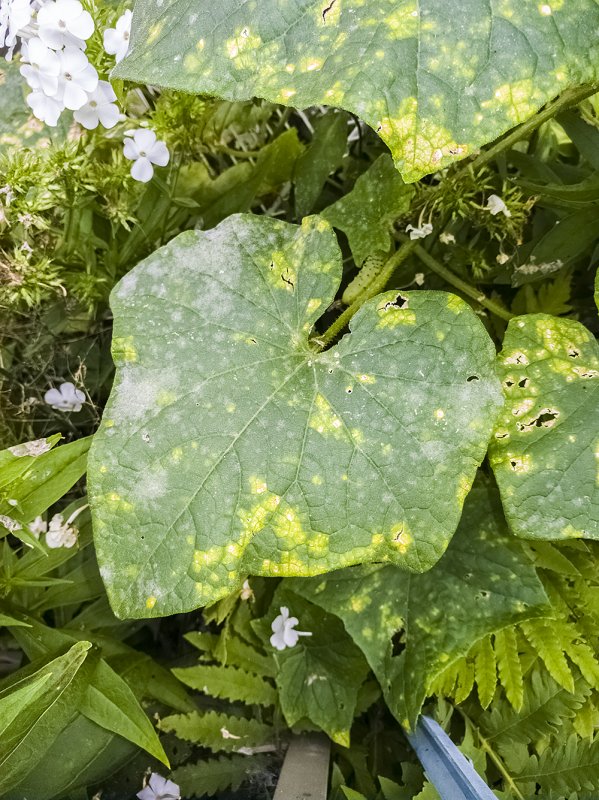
[489,314,599,541]
[88,213,502,618]
[292,480,550,728]
[115,1,599,181]
[0,641,91,793]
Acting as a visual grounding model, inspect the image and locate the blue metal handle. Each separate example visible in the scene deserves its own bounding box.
[406,716,496,800]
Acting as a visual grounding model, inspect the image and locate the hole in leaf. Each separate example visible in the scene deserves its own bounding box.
[346,388,352,394]
[281,273,294,289]
[517,409,559,431]
[391,630,405,658]
[467,375,479,382]
[504,380,515,388]
[381,293,409,311]
[518,377,529,388]
[568,348,580,358]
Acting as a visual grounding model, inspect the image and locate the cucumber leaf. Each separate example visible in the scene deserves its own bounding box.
[88,213,502,618]
[489,314,599,541]
[114,0,599,181]
[292,479,551,728]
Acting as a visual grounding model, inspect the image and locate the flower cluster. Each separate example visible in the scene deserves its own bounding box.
[1,0,128,130]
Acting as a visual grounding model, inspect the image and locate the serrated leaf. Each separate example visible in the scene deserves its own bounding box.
[321,154,413,265]
[172,664,276,707]
[478,668,591,748]
[158,710,274,753]
[88,213,502,618]
[515,733,599,793]
[115,1,599,181]
[489,314,599,541]
[172,754,270,798]
[520,618,575,693]
[256,588,369,746]
[494,627,524,711]
[473,636,497,710]
[293,479,549,727]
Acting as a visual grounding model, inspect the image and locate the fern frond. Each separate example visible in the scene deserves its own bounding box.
[171,754,270,798]
[172,664,276,707]
[453,658,475,704]
[520,619,574,693]
[573,695,599,739]
[158,709,274,753]
[515,733,599,794]
[494,628,524,710]
[473,635,497,709]
[186,630,275,677]
[526,542,581,576]
[478,669,591,747]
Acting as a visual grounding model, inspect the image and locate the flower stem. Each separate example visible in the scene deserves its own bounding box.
[314,239,417,349]
[407,239,514,322]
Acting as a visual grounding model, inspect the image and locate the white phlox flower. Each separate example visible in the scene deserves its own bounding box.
[0,0,33,59]
[136,773,181,800]
[44,504,86,549]
[405,222,433,240]
[28,515,48,538]
[20,37,60,94]
[37,0,94,50]
[486,194,512,217]
[44,381,85,411]
[240,579,254,601]
[45,513,77,548]
[123,129,170,183]
[54,45,98,110]
[103,9,132,63]
[270,606,312,651]
[74,80,119,129]
[26,89,63,125]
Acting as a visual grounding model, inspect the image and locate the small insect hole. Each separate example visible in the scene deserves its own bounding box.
[381,293,409,311]
[346,388,352,394]
[518,377,529,388]
[568,348,580,358]
[281,273,294,289]
[391,630,405,657]
[467,375,479,382]
[504,380,515,388]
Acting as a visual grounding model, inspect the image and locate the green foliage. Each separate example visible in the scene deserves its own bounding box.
[293,480,550,728]
[89,213,502,617]
[171,754,271,798]
[116,0,599,180]
[489,314,599,541]
[321,154,413,265]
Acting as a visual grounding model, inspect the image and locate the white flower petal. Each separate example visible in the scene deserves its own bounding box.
[133,128,157,151]
[130,157,154,183]
[148,140,170,167]
[123,137,139,159]
[97,103,120,129]
[73,105,99,129]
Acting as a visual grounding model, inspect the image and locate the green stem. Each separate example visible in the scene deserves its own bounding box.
[408,239,514,322]
[315,239,417,349]
[463,82,599,176]
[454,707,526,800]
